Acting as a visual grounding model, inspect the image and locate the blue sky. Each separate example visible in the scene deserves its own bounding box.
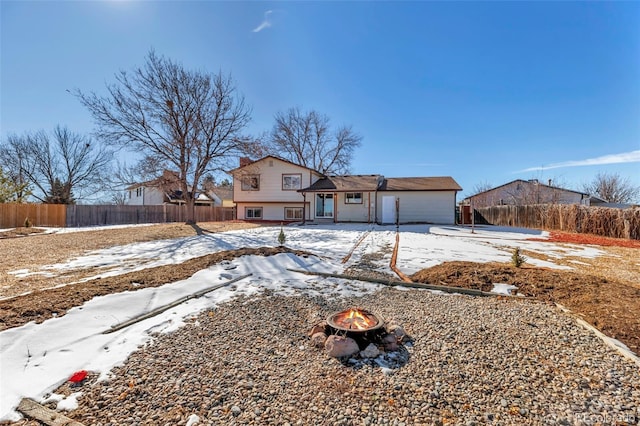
[1,1,639,198]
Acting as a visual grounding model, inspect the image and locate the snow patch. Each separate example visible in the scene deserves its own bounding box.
[491,283,518,295]
[56,392,82,411]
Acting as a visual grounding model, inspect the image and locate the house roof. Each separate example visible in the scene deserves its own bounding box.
[125,170,180,190]
[380,177,462,191]
[302,175,382,192]
[461,179,603,202]
[228,155,323,175]
[301,175,462,192]
[210,187,233,201]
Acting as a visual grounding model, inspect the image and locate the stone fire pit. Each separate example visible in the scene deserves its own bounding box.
[309,307,413,369]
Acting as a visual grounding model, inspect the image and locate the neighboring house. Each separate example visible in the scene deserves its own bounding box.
[460,179,606,208]
[125,170,215,206]
[208,187,235,208]
[229,155,462,224]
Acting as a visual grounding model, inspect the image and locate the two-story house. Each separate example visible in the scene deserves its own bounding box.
[229,156,462,224]
[125,170,216,206]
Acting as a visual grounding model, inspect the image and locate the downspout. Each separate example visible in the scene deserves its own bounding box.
[454,190,458,225]
[374,188,379,225]
[374,175,383,225]
[302,192,306,225]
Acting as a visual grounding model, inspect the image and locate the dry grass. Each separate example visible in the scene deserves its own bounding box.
[0,222,260,300]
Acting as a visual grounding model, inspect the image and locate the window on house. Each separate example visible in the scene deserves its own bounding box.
[282,174,302,190]
[245,207,262,219]
[284,207,303,220]
[241,175,260,191]
[345,192,363,204]
[136,187,143,197]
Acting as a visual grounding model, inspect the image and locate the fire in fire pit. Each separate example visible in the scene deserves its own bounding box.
[326,307,383,332]
[309,307,413,369]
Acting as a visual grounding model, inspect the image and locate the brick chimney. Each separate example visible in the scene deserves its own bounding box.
[239,157,252,167]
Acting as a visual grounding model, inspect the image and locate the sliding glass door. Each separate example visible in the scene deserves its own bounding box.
[315,193,334,218]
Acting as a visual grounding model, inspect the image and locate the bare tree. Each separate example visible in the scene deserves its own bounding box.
[0,166,32,203]
[76,50,254,223]
[0,156,31,203]
[1,126,112,204]
[0,135,35,202]
[268,107,362,174]
[583,172,640,203]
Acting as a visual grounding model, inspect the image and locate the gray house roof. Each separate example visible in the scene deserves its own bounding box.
[302,175,382,192]
[380,177,462,191]
[301,175,461,193]
[210,187,233,201]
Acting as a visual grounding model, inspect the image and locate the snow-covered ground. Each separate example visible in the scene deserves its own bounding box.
[0,224,605,421]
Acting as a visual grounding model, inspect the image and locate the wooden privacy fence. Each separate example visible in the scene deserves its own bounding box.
[475,204,640,240]
[0,204,235,228]
[0,203,66,228]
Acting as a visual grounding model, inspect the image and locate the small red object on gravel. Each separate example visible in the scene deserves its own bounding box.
[69,370,88,383]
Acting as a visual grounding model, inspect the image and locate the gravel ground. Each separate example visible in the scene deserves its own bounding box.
[31,287,640,426]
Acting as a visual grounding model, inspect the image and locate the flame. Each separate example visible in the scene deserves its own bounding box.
[333,308,378,330]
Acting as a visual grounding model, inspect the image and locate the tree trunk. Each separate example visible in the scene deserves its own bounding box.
[185,198,196,224]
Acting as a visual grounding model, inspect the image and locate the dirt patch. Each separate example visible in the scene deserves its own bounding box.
[532,230,640,248]
[344,242,396,282]
[411,261,640,355]
[0,246,311,331]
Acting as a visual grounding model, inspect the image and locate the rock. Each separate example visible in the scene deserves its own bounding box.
[382,333,399,351]
[394,326,407,339]
[360,343,380,358]
[310,332,327,348]
[387,323,406,339]
[385,320,398,331]
[324,335,360,358]
[308,321,327,337]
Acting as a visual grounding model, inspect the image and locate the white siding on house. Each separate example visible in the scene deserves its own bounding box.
[236,202,309,221]
[232,157,322,221]
[376,191,456,224]
[127,189,144,206]
[331,192,375,222]
[233,158,318,204]
[126,187,165,206]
